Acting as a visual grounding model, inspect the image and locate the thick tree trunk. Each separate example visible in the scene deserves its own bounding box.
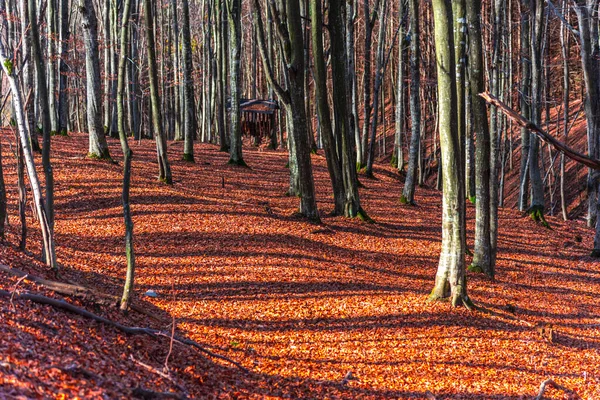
[80,0,111,159]
[227,0,245,165]
[429,0,470,308]
[518,0,531,212]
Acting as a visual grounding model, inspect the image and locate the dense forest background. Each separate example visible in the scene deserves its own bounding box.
[1,0,600,398]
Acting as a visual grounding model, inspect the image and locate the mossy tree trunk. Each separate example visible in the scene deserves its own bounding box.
[116,0,135,311]
[80,0,111,160]
[429,0,471,308]
[528,0,546,224]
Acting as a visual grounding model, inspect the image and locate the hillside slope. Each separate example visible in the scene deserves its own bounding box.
[1,131,599,399]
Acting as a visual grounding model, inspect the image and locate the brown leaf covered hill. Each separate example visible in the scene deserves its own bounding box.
[1,131,599,399]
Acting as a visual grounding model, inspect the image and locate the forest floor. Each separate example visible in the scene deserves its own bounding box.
[1,131,599,399]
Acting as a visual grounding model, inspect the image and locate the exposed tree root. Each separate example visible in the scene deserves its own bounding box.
[0,289,248,372]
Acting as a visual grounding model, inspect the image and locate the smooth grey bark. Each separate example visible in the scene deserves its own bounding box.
[394,0,406,171]
[360,0,382,168]
[573,0,600,255]
[29,0,56,267]
[401,0,421,205]
[429,0,471,308]
[170,0,182,141]
[144,0,172,183]
[79,0,111,159]
[226,0,245,165]
[528,0,547,224]
[116,0,135,311]
[365,0,388,177]
[19,0,40,152]
[47,0,59,134]
[57,0,69,135]
[518,0,531,211]
[182,0,196,162]
[0,14,56,270]
[467,0,493,278]
[346,0,360,166]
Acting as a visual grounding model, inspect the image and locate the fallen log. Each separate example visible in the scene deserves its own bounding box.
[480,92,600,170]
[0,289,248,372]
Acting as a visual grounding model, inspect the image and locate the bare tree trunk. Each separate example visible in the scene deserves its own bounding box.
[0,12,56,270]
[57,0,69,136]
[116,0,136,311]
[80,0,111,159]
[181,0,196,162]
[429,0,470,308]
[227,0,245,165]
[144,0,172,183]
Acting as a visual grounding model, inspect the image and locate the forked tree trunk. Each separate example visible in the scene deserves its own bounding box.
[429,0,470,308]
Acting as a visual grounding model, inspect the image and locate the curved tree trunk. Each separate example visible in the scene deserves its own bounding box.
[116,0,135,311]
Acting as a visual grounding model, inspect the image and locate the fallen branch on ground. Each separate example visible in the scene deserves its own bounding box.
[0,264,165,322]
[534,378,579,400]
[130,355,186,393]
[0,289,248,372]
[480,92,600,170]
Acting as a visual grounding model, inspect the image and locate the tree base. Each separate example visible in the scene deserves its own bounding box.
[467,264,484,273]
[528,205,550,228]
[590,249,600,258]
[227,158,249,168]
[219,145,230,153]
[159,176,173,185]
[468,196,476,204]
[356,207,374,224]
[87,150,112,162]
[182,153,195,163]
[399,195,415,206]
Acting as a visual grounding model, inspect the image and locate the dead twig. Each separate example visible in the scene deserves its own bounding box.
[9,274,28,311]
[130,355,186,394]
